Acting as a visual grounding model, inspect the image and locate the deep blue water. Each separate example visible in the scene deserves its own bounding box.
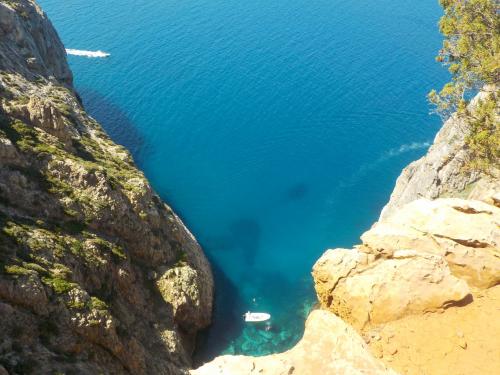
[39,0,447,361]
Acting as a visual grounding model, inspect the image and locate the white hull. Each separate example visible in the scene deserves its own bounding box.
[244,312,271,322]
[66,49,111,58]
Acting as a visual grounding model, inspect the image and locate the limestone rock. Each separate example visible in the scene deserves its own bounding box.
[0,137,21,165]
[24,95,78,144]
[312,248,470,330]
[157,264,212,332]
[363,198,500,288]
[0,0,72,84]
[192,310,398,375]
[380,88,499,221]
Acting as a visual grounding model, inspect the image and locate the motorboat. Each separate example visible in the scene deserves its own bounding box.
[244,311,271,322]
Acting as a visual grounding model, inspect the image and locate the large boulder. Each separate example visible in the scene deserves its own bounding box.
[363,198,500,288]
[191,310,398,375]
[157,264,212,332]
[313,248,470,330]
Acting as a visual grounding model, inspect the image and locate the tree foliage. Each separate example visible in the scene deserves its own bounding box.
[463,91,499,171]
[429,0,499,172]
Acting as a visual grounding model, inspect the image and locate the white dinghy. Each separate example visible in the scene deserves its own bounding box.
[244,311,271,322]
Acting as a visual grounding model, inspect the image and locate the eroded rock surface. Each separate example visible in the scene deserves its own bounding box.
[0,1,213,374]
[313,196,500,329]
[313,248,470,330]
[363,198,500,288]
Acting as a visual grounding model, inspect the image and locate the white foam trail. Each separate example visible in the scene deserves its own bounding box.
[66,49,110,58]
[384,141,431,159]
[333,141,432,192]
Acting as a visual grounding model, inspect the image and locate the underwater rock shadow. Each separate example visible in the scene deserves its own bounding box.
[228,218,261,267]
[203,217,262,268]
[285,182,309,201]
[77,87,146,158]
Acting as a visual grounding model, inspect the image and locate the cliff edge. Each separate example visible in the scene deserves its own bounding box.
[194,96,499,374]
[0,1,213,374]
[380,87,498,220]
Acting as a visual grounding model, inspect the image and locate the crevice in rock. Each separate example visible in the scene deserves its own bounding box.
[442,293,473,309]
[433,234,490,249]
[452,205,492,215]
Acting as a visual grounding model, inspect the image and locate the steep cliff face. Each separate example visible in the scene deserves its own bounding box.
[0,1,213,374]
[380,88,498,220]
[0,0,72,85]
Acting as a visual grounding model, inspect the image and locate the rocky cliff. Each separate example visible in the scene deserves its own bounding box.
[0,1,213,374]
[194,91,499,374]
[380,87,499,220]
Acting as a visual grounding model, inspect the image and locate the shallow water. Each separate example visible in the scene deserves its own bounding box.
[39,0,447,360]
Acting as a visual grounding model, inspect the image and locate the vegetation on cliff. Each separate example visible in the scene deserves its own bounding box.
[429,0,499,173]
[0,1,212,374]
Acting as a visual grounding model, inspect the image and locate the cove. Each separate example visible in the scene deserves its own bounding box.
[39,0,448,360]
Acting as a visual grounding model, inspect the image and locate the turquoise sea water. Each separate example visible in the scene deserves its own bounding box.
[39,0,447,362]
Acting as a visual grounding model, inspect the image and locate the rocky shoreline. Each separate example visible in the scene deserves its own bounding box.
[0,1,498,374]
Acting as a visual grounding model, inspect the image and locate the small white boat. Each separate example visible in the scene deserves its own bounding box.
[66,49,111,58]
[244,311,271,322]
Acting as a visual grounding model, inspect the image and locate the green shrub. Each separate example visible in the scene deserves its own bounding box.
[42,276,76,294]
[89,296,108,311]
[66,299,85,310]
[3,264,31,276]
[22,262,48,275]
[429,0,499,173]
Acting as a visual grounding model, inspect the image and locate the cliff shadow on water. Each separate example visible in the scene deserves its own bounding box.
[194,232,316,364]
[193,259,314,365]
[193,257,246,365]
[77,87,146,159]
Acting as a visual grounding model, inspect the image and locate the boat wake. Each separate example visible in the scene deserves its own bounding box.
[382,141,431,159]
[333,141,432,193]
[66,49,110,58]
[355,141,431,178]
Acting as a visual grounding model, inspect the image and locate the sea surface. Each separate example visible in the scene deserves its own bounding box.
[39,0,447,361]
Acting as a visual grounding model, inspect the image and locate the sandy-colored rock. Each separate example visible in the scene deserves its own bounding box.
[363,198,500,288]
[366,285,500,375]
[313,248,470,330]
[192,310,398,375]
[24,95,78,144]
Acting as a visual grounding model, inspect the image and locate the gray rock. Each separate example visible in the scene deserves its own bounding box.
[380,88,499,221]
